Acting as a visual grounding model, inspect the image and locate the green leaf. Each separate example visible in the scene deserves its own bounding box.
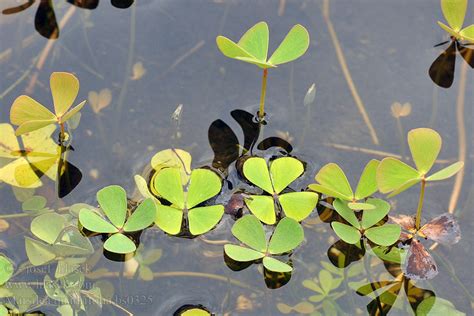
[268,217,304,254]
[270,157,304,194]
[186,169,221,209]
[216,36,255,60]
[417,297,465,316]
[0,305,8,316]
[60,100,86,123]
[243,157,273,194]
[153,168,185,209]
[15,120,57,136]
[10,95,55,126]
[376,157,421,194]
[268,24,310,65]
[97,185,127,228]
[387,178,421,198]
[103,233,136,254]
[361,198,390,229]
[234,56,275,68]
[123,198,156,232]
[0,257,13,286]
[426,161,464,181]
[333,199,360,228]
[50,72,80,117]
[460,24,474,41]
[79,209,118,233]
[262,257,292,272]
[22,195,47,211]
[25,237,56,265]
[408,128,441,174]
[308,184,350,200]
[155,205,183,235]
[134,174,157,201]
[279,191,318,222]
[364,225,401,246]
[150,148,192,184]
[437,21,460,38]
[314,163,353,200]
[347,202,375,210]
[224,244,264,262]
[238,21,269,61]
[319,270,333,294]
[188,205,224,235]
[354,159,379,200]
[441,0,467,31]
[231,215,267,252]
[331,222,361,244]
[245,195,276,225]
[31,213,66,244]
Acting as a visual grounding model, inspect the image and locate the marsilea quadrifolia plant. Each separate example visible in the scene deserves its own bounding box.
[217,21,310,120]
[437,0,474,42]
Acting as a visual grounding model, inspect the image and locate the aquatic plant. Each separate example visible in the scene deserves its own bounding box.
[309,160,379,210]
[79,185,156,253]
[390,213,460,280]
[437,0,474,42]
[377,128,464,229]
[242,157,318,224]
[331,199,400,246]
[25,213,94,277]
[225,215,303,273]
[0,283,38,314]
[153,167,224,236]
[216,22,310,120]
[0,256,13,286]
[10,72,86,139]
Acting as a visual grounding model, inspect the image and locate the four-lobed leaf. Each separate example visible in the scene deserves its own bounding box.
[243,157,318,224]
[309,160,380,210]
[437,0,474,42]
[10,72,86,135]
[224,215,304,272]
[79,185,156,254]
[153,167,224,236]
[377,128,464,197]
[216,22,310,69]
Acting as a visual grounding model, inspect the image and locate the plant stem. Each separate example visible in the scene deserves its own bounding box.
[415,180,426,230]
[258,68,268,120]
[60,122,66,142]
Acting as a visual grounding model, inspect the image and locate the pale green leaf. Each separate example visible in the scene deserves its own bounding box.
[22,195,47,211]
[79,209,118,233]
[31,213,66,244]
[50,72,79,117]
[0,305,8,316]
[319,270,333,294]
[10,95,55,126]
[150,148,191,183]
[441,0,467,31]
[361,198,391,229]
[238,21,269,61]
[333,199,360,228]
[186,169,221,209]
[262,256,292,272]
[270,157,304,194]
[244,195,276,225]
[234,56,276,68]
[231,215,267,252]
[347,202,375,210]
[60,100,86,123]
[153,168,185,209]
[332,222,361,244]
[97,185,127,228]
[354,159,380,200]
[303,279,324,294]
[426,161,464,181]
[216,36,255,60]
[279,191,318,222]
[437,21,460,38]
[314,163,353,200]
[268,24,310,65]
[15,119,57,136]
[387,178,422,198]
[224,244,264,262]
[243,157,273,194]
[268,217,304,254]
[123,198,156,232]
[188,205,224,235]
[155,205,183,235]
[103,233,136,254]
[376,157,421,194]
[308,184,350,200]
[408,128,441,174]
[134,174,157,201]
[0,257,13,285]
[364,225,401,246]
[25,237,56,265]
[460,24,474,42]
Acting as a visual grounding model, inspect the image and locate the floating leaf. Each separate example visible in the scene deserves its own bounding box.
[360,198,390,229]
[0,257,13,285]
[79,209,118,233]
[262,257,292,272]
[150,148,192,184]
[419,213,461,245]
[103,233,136,254]
[224,244,265,261]
[278,192,318,222]
[188,205,224,235]
[331,222,361,244]
[123,198,156,232]
[97,185,127,228]
[267,217,304,254]
[270,157,304,194]
[244,195,275,225]
[364,225,401,246]
[231,215,266,252]
[403,239,438,280]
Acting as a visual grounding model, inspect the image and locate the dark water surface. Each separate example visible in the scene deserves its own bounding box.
[0,0,473,315]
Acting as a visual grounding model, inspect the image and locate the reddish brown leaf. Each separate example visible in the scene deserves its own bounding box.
[403,239,438,280]
[419,213,461,245]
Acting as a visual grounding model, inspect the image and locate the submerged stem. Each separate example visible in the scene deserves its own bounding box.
[258,68,268,120]
[415,180,426,230]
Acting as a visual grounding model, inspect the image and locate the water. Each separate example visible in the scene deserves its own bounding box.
[0,0,473,314]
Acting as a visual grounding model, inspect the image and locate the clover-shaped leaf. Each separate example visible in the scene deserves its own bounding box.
[10,72,86,135]
[79,185,156,254]
[331,198,400,246]
[224,215,304,272]
[437,0,474,42]
[153,168,224,236]
[377,128,464,197]
[309,160,379,210]
[216,22,310,69]
[243,157,318,224]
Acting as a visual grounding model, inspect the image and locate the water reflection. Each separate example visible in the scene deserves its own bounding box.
[2,0,134,39]
[429,39,474,88]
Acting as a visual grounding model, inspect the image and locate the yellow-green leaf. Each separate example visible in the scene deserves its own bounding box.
[262,256,292,272]
[153,168,185,209]
[460,24,474,42]
[50,72,79,117]
[314,163,353,200]
[60,100,86,123]
[231,215,267,252]
[10,95,56,126]
[364,225,401,246]
[441,0,467,31]
[245,195,275,225]
[354,159,379,200]
[123,198,156,232]
[408,128,441,174]
[188,205,224,235]
[268,24,310,65]
[103,233,136,254]
[426,161,464,181]
[267,217,304,255]
[333,199,360,228]
[270,157,304,194]
[155,205,183,235]
[376,158,421,194]
[224,244,264,262]
[186,169,221,209]
[243,157,273,194]
[15,119,57,136]
[279,191,318,222]
[216,36,255,60]
[331,222,361,244]
[238,21,269,61]
[97,185,127,228]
